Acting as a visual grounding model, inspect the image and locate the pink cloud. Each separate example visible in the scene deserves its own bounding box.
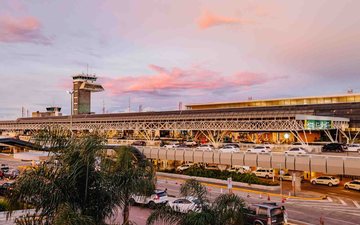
[102,65,287,96]
[0,16,51,45]
[197,10,251,29]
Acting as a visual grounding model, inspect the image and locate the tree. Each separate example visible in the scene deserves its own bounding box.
[147,179,246,225]
[8,128,114,224]
[103,146,155,225]
[8,128,155,225]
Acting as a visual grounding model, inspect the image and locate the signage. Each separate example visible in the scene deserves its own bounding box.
[305,120,332,130]
[227,177,233,190]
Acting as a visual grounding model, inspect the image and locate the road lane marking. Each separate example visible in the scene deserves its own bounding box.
[337,197,348,206]
[352,200,360,209]
[327,196,333,202]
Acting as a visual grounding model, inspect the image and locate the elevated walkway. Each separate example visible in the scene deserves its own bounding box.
[0,138,39,149]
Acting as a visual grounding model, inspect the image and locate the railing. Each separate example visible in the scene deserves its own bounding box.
[136,146,360,176]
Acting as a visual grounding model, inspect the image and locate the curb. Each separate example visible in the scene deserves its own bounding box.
[157,172,325,201]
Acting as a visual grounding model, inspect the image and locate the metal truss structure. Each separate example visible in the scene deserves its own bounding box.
[0,110,349,133]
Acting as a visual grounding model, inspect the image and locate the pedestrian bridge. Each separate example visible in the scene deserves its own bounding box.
[136,147,360,176]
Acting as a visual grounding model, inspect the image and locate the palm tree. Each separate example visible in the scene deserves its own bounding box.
[8,128,155,225]
[103,146,155,225]
[8,128,114,224]
[147,179,246,225]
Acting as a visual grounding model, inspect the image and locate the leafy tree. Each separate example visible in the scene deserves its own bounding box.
[8,128,155,225]
[147,179,246,225]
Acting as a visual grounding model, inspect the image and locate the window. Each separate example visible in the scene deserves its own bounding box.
[258,207,268,216]
[271,208,283,216]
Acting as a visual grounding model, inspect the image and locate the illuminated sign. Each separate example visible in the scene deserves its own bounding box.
[305,120,332,130]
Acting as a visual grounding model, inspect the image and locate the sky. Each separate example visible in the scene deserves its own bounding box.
[0,0,359,119]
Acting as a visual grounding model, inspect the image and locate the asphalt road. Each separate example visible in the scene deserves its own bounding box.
[155,177,360,225]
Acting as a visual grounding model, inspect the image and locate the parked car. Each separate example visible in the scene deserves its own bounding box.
[184,140,197,147]
[252,168,274,179]
[223,143,240,148]
[344,180,360,191]
[176,163,194,172]
[130,189,168,208]
[244,203,286,225]
[284,147,308,155]
[310,176,340,186]
[163,144,180,149]
[131,140,146,146]
[0,182,15,195]
[218,145,240,153]
[0,164,9,172]
[227,166,251,174]
[247,146,272,153]
[204,164,220,171]
[278,173,304,182]
[322,143,347,152]
[3,169,20,179]
[196,144,214,151]
[346,144,360,152]
[167,196,201,213]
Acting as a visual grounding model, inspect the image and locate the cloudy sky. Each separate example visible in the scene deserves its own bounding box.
[0,0,359,119]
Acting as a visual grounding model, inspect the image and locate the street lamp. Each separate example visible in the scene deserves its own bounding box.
[67,90,74,134]
[278,163,283,199]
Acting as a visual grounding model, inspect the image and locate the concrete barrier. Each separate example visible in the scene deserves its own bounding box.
[157,172,280,191]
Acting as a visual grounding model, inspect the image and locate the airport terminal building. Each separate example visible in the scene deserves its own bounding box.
[185,93,360,144]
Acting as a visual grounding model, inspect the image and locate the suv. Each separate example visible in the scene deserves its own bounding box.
[310,176,340,187]
[322,143,347,152]
[244,203,286,225]
[252,168,274,179]
[130,189,168,208]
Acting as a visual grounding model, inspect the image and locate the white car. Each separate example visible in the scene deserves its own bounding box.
[344,180,360,191]
[252,168,274,179]
[164,144,180,149]
[130,189,168,208]
[196,144,214,151]
[184,140,197,146]
[278,173,304,182]
[167,197,201,213]
[219,145,240,153]
[310,176,340,187]
[284,147,308,155]
[247,146,272,153]
[346,144,360,152]
[176,163,194,172]
[227,166,251,174]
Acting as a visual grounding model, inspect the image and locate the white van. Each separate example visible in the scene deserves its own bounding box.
[252,168,274,179]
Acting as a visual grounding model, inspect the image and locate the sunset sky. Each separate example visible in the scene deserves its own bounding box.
[0,0,359,119]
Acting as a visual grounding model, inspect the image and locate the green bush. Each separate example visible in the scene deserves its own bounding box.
[179,167,279,186]
[0,198,10,211]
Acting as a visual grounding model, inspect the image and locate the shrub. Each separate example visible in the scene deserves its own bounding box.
[0,198,10,211]
[179,167,279,186]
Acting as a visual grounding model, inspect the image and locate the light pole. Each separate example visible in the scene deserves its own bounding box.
[67,90,74,135]
[279,163,283,199]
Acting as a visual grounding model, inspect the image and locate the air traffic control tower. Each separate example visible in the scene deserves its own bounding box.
[72,74,104,115]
